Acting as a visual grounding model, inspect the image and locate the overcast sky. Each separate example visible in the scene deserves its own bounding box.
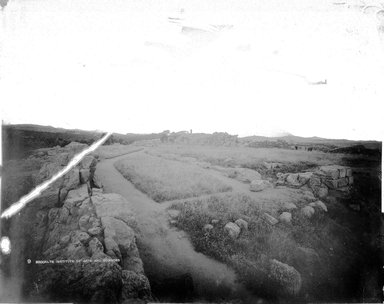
[1,0,383,140]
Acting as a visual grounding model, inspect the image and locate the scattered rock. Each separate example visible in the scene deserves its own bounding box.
[309,200,328,212]
[203,224,214,233]
[211,219,220,225]
[269,259,302,295]
[264,162,282,170]
[224,222,241,239]
[301,206,315,218]
[168,209,181,220]
[235,219,248,231]
[250,179,271,192]
[263,213,279,225]
[279,212,292,224]
[282,202,297,211]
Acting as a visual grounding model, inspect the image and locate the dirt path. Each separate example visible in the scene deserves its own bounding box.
[95,152,250,301]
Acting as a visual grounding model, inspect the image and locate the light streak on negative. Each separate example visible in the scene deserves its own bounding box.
[0,132,113,219]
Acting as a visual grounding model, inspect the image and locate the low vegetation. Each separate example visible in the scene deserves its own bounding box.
[168,193,363,302]
[114,153,232,202]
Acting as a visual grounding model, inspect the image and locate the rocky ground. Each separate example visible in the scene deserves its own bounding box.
[1,142,151,303]
[1,139,382,304]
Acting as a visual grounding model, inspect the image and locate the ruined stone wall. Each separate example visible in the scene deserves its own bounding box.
[277,165,354,198]
[7,142,151,303]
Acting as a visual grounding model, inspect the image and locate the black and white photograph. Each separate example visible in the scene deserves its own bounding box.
[0,0,383,303]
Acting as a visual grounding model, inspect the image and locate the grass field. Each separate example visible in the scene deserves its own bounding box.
[149,144,359,169]
[114,153,232,202]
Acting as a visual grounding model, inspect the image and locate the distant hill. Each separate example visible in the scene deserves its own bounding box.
[241,134,382,150]
[2,124,163,160]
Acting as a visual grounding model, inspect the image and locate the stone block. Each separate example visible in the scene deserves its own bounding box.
[337,178,349,188]
[323,178,338,189]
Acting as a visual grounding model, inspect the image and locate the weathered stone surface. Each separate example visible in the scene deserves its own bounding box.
[17,144,149,303]
[88,226,103,237]
[93,193,137,228]
[316,186,329,198]
[88,237,104,255]
[79,214,91,231]
[281,202,297,211]
[79,155,97,170]
[337,178,349,188]
[286,173,300,186]
[235,219,248,231]
[301,206,315,218]
[121,270,151,301]
[224,222,241,239]
[323,179,339,189]
[309,200,328,212]
[279,212,292,224]
[250,179,271,192]
[346,168,353,177]
[263,213,279,225]
[317,165,340,180]
[101,216,140,271]
[92,168,103,188]
[268,259,302,295]
[298,172,313,185]
[80,169,91,184]
[348,176,354,184]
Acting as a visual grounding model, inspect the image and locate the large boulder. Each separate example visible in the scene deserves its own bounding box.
[224,222,241,239]
[250,180,271,192]
[268,259,302,295]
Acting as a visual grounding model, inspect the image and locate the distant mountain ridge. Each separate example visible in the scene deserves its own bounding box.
[241,134,381,150]
[3,123,382,151]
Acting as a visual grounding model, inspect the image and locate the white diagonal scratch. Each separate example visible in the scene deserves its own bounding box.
[1,132,113,219]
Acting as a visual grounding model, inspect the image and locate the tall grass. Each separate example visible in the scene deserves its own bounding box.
[114,153,232,202]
